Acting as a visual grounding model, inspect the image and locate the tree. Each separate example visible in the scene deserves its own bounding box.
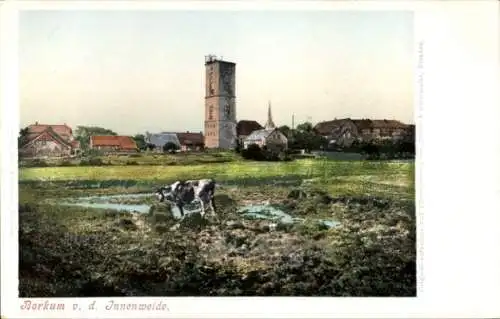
[396,140,415,158]
[163,142,179,153]
[288,122,326,153]
[133,134,146,151]
[74,126,118,150]
[278,125,291,138]
[18,127,30,148]
[296,122,314,133]
[360,142,380,159]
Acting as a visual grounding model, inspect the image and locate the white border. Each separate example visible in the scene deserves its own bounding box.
[2,1,500,318]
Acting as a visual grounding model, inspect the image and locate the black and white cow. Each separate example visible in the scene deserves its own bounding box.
[155,179,217,218]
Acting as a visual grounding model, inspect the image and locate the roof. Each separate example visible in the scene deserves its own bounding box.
[237,120,263,136]
[245,128,276,141]
[23,128,73,148]
[368,119,408,129]
[314,119,353,135]
[351,119,374,131]
[25,122,75,143]
[146,133,181,148]
[176,132,204,146]
[27,123,72,135]
[205,57,236,66]
[27,123,73,142]
[91,135,137,150]
[314,118,409,135]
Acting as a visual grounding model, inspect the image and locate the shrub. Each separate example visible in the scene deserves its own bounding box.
[241,144,265,161]
[25,159,49,167]
[83,149,105,157]
[79,157,106,166]
[163,142,179,153]
[59,160,73,167]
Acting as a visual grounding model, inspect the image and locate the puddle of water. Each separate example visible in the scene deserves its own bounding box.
[238,204,294,224]
[76,193,152,200]
[62,202,151,214]
[61,193,342,229]
[318,220,340,229]
[237,204,340,229]
[62,193,204,220]
[60,193,153,214]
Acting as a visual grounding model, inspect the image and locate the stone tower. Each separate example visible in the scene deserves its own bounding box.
[204,55,237,149]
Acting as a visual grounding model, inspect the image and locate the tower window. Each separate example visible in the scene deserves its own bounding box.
[209,105,214,120]
[224,103,231,120]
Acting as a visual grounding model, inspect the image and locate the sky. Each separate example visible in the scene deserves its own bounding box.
[19,10,414,135]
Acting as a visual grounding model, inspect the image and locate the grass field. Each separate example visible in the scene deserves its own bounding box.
[18,157,416,297]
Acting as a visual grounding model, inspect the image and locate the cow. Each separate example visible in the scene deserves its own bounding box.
[155,179,217,218]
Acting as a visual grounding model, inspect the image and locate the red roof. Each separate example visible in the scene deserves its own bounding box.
[90,135,137,150]
[27,123,73,139]
[176,132,204,146]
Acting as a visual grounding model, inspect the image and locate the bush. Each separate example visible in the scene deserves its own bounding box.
[163,142,179,154]
[240,145,293,162]
[241,143,265,161]
[26,159,49,167]
[278,151,290,161]
[59,160,73,167]
[79,157,106,166]
[83,149,105,157]
[234,139,243,153]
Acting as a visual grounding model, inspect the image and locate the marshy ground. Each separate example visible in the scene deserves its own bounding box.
[18,157,416,297]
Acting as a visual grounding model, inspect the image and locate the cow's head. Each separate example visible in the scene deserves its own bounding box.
[155,186,172,202]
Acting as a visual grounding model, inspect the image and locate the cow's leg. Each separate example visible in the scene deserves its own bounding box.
[209,195,216,216]
[177,203,185,219]
[198,197,206,217]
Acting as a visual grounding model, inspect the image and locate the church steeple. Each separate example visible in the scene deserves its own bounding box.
[264,101,276,130]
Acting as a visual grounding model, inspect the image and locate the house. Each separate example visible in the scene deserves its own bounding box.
[89,135,138,154]
[314,119,360,147]
[236,120,263,144]
[176,132,204,151]
[19,122,80,158]
[243,128,289,152]
[145,132,181,152]
[243,102,288,152]
[314,118,409,147]
[145,131,204,152]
